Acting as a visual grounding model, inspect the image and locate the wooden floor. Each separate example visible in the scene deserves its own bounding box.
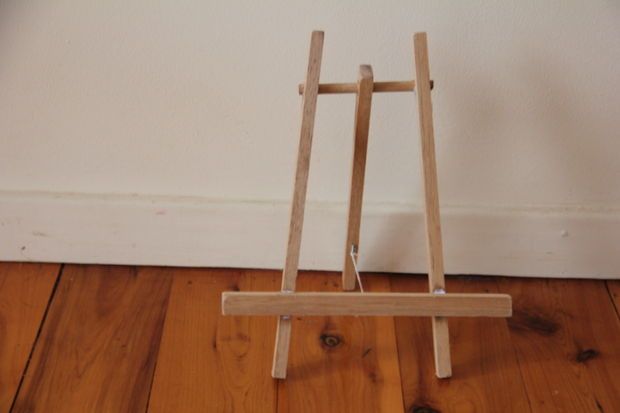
[1,263,619,412]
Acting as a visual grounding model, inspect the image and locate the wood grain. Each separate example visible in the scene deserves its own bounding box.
[0,262,59,412]
[12,264,172,413]
[342,65,374,290]
[3,264,620,411]
[223,291,511,317]
[277,272,403,413]
[501,278,620,412]
[392,275,531,413]
[273,30,324,379]
[413,32,451,378]
[149,269,278,413]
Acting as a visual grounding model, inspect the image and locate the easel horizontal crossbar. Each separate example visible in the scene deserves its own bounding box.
[298,80,434,95]
[222,292,512,317]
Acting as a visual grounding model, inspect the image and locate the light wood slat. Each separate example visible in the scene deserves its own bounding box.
[149,269,278,413]
[298,80,434,94]
[501,278,620,412]
[12,265,172,413]
[273,30,324,379]
[223,291,511,317]
[0,263,59,412]
[342,65,374,290]
[277,273,403,412]
[413,31,451,378]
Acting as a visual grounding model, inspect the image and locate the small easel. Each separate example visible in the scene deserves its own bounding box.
[222,31,512,379]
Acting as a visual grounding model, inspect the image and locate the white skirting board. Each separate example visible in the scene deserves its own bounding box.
[0,190,618,279]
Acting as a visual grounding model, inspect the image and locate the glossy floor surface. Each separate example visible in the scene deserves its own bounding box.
[1,262,619,412]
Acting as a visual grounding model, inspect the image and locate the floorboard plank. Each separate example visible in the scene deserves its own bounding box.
[277,272,403,413]
[500,278,620,412]
[148,269,278,413]
[11,264,172,413]
[392,275,531,413]
[0,262,59,412]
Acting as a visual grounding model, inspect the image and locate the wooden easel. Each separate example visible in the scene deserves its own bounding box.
[222,31,512,379]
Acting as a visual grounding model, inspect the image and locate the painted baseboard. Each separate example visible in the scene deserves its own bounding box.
[0,190,618,278]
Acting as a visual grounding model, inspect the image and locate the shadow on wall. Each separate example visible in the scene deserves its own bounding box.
[362,210,426,274]
[363,47,617,276]
[518,53,617,271]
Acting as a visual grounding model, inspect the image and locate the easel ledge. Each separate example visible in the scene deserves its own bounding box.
[222,291,512,317]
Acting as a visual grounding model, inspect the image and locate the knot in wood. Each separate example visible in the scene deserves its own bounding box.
[319,334,341,348]
[576,348,599,363]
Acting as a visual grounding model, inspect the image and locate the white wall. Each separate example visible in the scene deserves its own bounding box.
[1,1,619,277]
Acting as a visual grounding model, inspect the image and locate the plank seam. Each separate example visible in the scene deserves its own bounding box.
[495,277,534,413]
[604,281,620,321]
[143,273,174,413]
[9,263,64,413]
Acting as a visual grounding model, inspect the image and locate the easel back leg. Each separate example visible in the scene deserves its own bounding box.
[342,65,374,291]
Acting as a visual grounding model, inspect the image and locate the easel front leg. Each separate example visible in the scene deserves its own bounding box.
[342,65,374,291]
[413,32,452,378]
[272,31,324,379]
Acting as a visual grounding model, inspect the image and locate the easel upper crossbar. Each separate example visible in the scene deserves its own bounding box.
[298,79,434,94]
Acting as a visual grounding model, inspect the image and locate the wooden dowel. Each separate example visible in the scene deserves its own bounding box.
[298,80,434,95]
[223,292,512,318]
